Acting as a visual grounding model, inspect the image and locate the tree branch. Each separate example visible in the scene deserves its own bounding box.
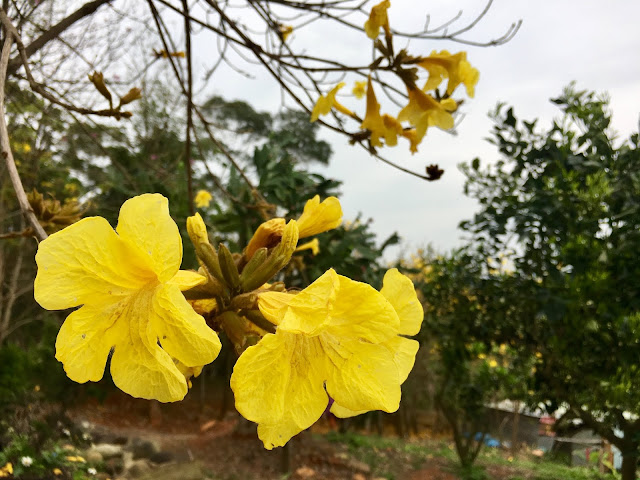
[7,0,112,76]
[0,31,47,241]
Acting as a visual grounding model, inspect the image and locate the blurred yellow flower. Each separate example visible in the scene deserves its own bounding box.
[352,80,367,99]
[364,0,390,39]
[489,359,498,368]
[53,468,62,476]
[278,24,293,41]
[310,83,354,121]
[360,78,403,148]
[397,87,456,145]
[419,50,479,97]
[65,456,86,463]
[0,463,12,477]
[231,268,422,449]
[246,196,342,258]
[194,189,213,208]
[34,194,221,402]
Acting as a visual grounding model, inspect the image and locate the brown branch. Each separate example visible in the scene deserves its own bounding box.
[6,0,112,76]
[148,0,265,202]
[182,0,195,215]
[0,229,24,345]
[0,32,47,241]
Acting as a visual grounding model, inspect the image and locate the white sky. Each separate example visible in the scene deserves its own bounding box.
[186,0,640,259]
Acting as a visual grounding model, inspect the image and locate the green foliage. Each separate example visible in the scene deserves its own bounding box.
[460,84,640,477]
[0,431,98,480]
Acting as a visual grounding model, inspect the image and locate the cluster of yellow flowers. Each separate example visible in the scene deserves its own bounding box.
[311,0,479,154]
[34,193,423,449]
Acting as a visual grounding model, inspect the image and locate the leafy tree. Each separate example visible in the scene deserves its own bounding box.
[413,249,535,469]
[460,85,640,480]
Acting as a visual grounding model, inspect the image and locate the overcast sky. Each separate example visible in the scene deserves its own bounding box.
[185,0,640,259]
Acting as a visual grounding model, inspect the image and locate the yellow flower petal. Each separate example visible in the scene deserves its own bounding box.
[55,302,123,383]
[168,270,207,291]
[380,268,423,336]
[359,80,405,148]
[116,194,182,282]
[245,218,286,259]
[310,83,354,121]
[295,238,320,255]
[385,336,419,383]
[109,294,188,402]
[274,269,399,343]
[397,88,455,146]
[296,196,342,238]
[35,217,152,310]
[418,50,479,98]
[258,291,297,325]
[364,0,390,39]
[324,339,400,413]
[231,332,329,449]
[325,272,399,343]
[330,403,365,419]
[360,78,387,148]
[150,284,221,368]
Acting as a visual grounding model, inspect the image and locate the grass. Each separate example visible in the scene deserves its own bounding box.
[322,431,620,480]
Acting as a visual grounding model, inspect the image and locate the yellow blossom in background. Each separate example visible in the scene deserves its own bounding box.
[419,50,479,97]
[489,359,498,368]
[194,189,213,208]
[400,129,419,154]
[0,463,12,477]
[278,24,293,41]
[397,87,456,146]
[310,83,354,122]
[295,238,320,255]
[34,194,221,402]
[231,268,422,449]
[360,78,402,148]
[352,80,367,99]
[65,456,86,463]
[245,196,342,258]
[364,0,390,39]
[53,469,62,476]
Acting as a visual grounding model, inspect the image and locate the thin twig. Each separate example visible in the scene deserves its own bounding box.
[0,32,47,240]
[182,0,195,215]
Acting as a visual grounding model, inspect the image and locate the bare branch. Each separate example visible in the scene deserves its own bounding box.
[0,31,47,240]
[7,0,112,76]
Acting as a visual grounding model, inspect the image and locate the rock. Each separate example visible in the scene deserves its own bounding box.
[104,457,124,475]
[128,438,160,460]
[123,451,134,470]
[127,459,152,478]
[346,459,371,474]
[200,420,217,433]
[93,443,123,460]
[84,448,104,464]
[149,451,173,464]
[295,466,316,478]
[138,462,204,480]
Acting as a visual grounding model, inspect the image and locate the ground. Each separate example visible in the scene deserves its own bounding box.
[71,391,615,480]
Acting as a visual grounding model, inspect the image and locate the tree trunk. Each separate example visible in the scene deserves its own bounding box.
[621,451,638,480]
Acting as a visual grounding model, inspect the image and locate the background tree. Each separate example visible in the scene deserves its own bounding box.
[460,85,640,480]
